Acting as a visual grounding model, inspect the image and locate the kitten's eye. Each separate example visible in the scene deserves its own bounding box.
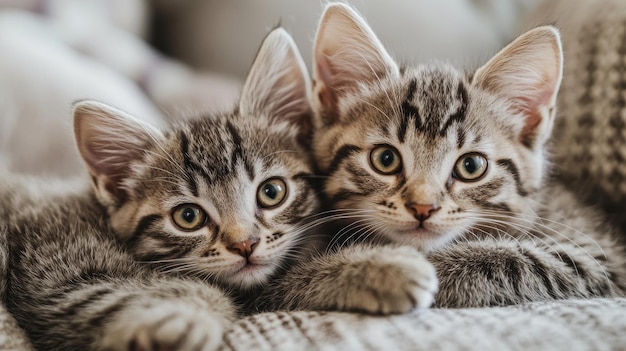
[453,153,488,182]
[370,145,402,175]
[171,204,208,231]
[257,178,287,208]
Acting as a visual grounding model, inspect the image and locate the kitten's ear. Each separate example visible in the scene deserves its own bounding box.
[313,3,399,123]
[239,28,312,142]
[74,100,164,206]
[473,26,563,148]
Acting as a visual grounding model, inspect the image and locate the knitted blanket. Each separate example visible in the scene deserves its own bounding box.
[2,1,626,350]
[222,298,626,350]
[541,0,626,230]
[2,298,625,350]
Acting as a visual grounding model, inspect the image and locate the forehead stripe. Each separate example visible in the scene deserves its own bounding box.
[399,78,421,142]
[439,81,468,137]
[226,121,255,180]
[179,131,205,197]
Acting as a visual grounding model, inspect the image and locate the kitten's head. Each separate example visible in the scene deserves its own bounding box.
[74,28,318,289]
[311,4,562,251]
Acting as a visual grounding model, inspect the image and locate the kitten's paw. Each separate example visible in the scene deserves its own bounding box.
[102,303,226,351]
[334,245,438,314]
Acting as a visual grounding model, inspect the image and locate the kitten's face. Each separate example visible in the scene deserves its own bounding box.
[115,115,316,288]
[311,4,562,251]
[75,29,317,288]
[314,66,540,250]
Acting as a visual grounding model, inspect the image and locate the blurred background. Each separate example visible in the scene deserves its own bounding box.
[153,0,541,78]
[0,0,564,178]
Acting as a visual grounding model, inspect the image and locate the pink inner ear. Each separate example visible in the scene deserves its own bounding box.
[315,54,340,121]
[81,129,144,204]
[86,143,130,202]
[517,81,556,147]
[520,110,542,147]
[103,177,128,204]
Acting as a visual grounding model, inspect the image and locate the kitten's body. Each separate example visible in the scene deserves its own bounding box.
[264,4,626,312]
[0,28,320,350]
[1,175,234,350]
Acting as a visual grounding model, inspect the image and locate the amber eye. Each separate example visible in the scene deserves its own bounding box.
[257,178,287,208]
[171,204,207,231]
[453,153,488,181]
[370,145,402,175]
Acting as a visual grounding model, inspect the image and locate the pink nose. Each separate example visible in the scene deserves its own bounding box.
[406,203,440,222]
[227,238,259,258]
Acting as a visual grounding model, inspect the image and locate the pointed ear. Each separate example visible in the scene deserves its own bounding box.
[313,3,399,123]
[473,26,563,148]
[73,100,164,206]
[239,28,312,143]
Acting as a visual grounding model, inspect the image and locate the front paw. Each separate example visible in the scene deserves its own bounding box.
[102,303,226,351]
[332,245,438,314]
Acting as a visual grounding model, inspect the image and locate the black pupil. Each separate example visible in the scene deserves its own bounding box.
[264,184,278,199]
[380,149,395,167]
[464,157,477,174]
[182,208,196,223]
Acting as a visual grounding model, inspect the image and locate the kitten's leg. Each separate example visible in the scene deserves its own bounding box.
[257,245,437,314]
[427,239,624,308]
[13,277,235,351]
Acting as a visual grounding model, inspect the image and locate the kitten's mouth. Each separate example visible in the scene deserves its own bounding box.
[410,226,429,234]
[237,262,261,272]
[396,222,437,237]
[235,257,268,273]
[241,260,262,269]
[403,228,437,239]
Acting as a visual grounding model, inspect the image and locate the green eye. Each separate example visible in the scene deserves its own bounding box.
[258,178,287,208]
[171,204,207,231]
[370,145,402,175]
[453,153,488,181]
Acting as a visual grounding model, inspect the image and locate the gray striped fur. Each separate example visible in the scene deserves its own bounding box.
[262,3,626,313]
[0,28,319,350]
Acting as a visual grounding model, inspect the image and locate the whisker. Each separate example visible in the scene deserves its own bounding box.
[469,210,609,284]
[468,217,584,283]
[475,209,608,260]
[329,216,379,249]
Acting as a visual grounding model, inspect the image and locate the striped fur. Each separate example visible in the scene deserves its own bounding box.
[0,28,319,350]
[268,3,626,312]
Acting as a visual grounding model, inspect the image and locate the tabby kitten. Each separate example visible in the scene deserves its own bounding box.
[1,28,318,350]
[264,3,626,312]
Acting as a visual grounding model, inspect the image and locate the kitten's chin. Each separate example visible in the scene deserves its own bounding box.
[223,262,277,289]
[386,225,462,252]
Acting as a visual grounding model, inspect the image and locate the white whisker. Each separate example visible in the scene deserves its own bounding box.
[468,210,610,284]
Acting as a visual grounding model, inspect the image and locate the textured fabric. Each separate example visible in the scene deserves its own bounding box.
[3,2,626,350]
[0,305,33,351]
[3,298,625,350]
[221,298,626,351]
[534,0,626,228]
